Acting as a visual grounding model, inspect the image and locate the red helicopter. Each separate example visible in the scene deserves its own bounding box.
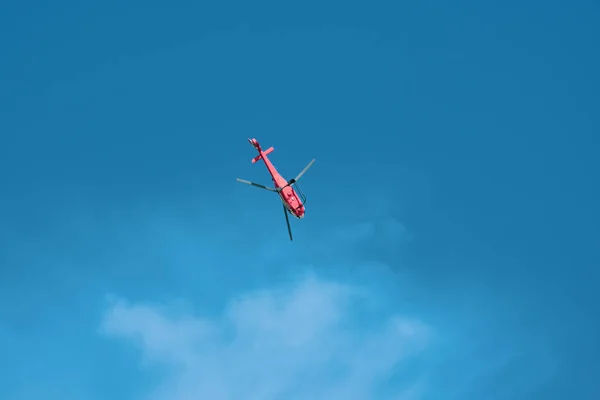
[237,138,315,241]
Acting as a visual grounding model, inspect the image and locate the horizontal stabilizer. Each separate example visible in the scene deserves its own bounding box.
[251,146,274,163]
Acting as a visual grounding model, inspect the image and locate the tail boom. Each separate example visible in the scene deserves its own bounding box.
[246,137,286,188]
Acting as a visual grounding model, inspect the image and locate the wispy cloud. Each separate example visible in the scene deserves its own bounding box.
[100,272,430,400]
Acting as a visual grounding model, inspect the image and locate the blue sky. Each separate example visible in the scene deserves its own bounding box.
[1,1,599,399]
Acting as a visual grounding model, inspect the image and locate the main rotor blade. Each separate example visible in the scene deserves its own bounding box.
[289,159,315,184]
[283,204,293,241]
[236,178,277,192]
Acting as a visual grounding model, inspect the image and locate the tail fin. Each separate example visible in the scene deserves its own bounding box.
[248,138,261,151]
[251,146,274,163]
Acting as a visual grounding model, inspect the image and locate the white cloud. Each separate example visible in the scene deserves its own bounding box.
[100,272,430,400]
